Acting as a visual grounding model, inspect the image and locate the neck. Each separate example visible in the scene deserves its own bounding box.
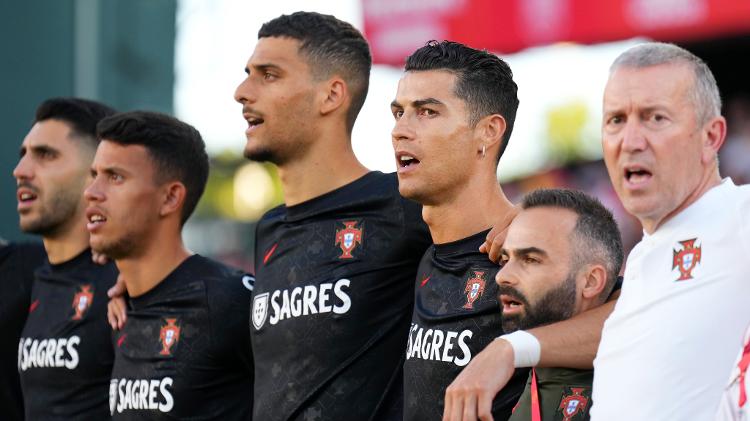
[115,229,191,298]
[423,172,515,244]
[644,168,722,234]
[42,211,90,264]
[278,129,368,206]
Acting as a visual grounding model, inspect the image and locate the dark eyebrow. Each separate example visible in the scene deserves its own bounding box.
[22,144,58,158]
[413,98,444,108]
[390,97,445,109]
[510,246,549,258]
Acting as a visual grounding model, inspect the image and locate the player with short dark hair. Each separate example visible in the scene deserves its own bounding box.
[500,189,623,421]
[85,111,254,419]
[392,40,527,420]
[13,97,119,419]
[234,11,431,420]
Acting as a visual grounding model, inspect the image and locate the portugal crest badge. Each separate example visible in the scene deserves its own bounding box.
[557,387,590,421]
[72,284,94,320]
[159,318,181,356]
[672,238,701,281]
[462,271,487,310]
[335,220,363,259]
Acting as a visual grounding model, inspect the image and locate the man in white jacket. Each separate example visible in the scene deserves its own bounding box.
[591,42,750,420]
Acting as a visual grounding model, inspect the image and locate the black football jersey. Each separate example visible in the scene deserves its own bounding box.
[109,254,254,420]
[404,230,528,421]
[251,171,431,421]
[17,248,118,420]
[0,241,46,421]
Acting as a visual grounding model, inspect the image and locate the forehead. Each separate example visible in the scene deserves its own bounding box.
[93,141,154,174]
[505,206,577,253]
[395,70,460,104]
[22,119,75,149]
[248,36,307,69]
[603,63,694,111]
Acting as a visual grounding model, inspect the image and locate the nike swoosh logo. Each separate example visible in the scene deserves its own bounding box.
[263,243,278,265]
[420,276,431,287]
[117,334,127,348]
[29,299,40,313]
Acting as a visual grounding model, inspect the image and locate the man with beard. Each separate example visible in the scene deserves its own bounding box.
[232,12,431,420]
[391,41,621,421]
[498,189,622,421]
[85,111,253,419]
[12,97,119,419]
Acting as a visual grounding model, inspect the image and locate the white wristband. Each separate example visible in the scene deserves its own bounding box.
[498,330,541,368]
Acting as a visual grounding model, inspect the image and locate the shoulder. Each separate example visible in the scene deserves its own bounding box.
[193,256,254,303]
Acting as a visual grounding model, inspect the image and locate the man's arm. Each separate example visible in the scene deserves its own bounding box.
[443,293,618,421]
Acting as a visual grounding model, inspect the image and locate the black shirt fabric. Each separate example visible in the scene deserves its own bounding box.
[109,254,254,420]
[17,247,118,420]
[251,171,431,421]
[0,241,46,421]
[404,230,528,421]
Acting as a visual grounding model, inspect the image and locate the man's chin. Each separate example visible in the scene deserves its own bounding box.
[243,146,279,164]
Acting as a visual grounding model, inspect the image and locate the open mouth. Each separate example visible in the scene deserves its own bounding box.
[18,191,37,203]
[243,112,264,133]
[624,165,652,185]
[16,188,38,210]
[396,152,421,170]
[86,210,107,231]
[499,294,526,315]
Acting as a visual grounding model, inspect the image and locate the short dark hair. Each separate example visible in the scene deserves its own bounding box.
[96,111,208,226]
[259,11,372,134]
[405,40,519,162]
[34,97,117,148]
[521,189,623,299]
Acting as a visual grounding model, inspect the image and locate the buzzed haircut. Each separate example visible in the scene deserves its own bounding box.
[404,40,519,162]
[34,97,117,149]
[610,42,721,125]
[259,11,372,134]
[96,111,208,226]
[522,188,623,300]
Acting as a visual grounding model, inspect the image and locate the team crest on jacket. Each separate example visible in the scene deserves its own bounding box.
[672,238,702,281]
[72,284,94,320]
[462,271,486,310]
[335,220,363,259]
[252,292,269,330]
[159,318,181,356]
[556,387,589,421]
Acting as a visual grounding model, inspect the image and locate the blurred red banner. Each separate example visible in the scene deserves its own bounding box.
[363,0,750,65]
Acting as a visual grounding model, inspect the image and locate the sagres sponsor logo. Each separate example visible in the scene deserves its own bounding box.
[335,220,363,259]
[252,292,269,330]
[159,319,181,356]
[253,279,352,330]
[405,323,473,367]
[18,336,80,370]
[72,284,94,320]
[110,377,174,414]
[672,238,701,281]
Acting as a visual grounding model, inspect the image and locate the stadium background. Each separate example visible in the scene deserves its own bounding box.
[2,0,749,273]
